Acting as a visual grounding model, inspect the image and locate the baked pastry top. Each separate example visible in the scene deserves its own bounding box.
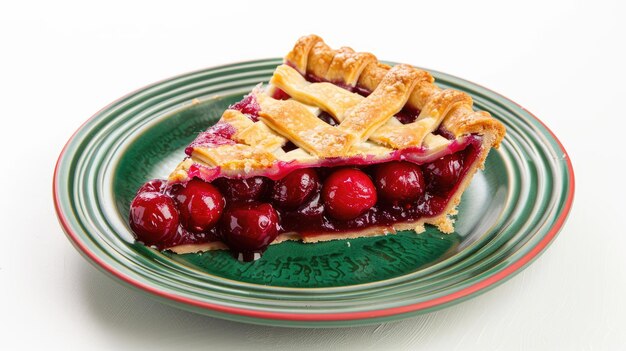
[170,35,504,183]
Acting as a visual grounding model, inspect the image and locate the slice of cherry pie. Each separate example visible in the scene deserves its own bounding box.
[129,35,506,261]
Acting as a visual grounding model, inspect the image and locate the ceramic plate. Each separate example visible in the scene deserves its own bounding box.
[54,59,574,327]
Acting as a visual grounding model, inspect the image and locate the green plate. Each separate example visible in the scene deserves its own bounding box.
[54,59,574,327]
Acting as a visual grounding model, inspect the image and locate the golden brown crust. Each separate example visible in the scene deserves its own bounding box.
[357,62,393,91]
[192,144,276,170]
[259,62,430,157]
[222,109,287,150]
[369,89,473,148]
[442,105,506,148]
[284,34,322,74]
[326,48,377,86]
[338,64,421,142]
[257,94,356,158]
[287,35,506,148]
[270,64,363,119]
[178,35,505,176]
[305,40,334,78]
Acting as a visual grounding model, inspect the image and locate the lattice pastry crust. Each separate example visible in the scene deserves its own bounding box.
[166,35,505,251]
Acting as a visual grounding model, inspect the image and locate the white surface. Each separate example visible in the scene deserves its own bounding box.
[1,0,625,349]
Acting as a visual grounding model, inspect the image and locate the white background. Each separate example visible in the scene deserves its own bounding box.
[1,0,625,349]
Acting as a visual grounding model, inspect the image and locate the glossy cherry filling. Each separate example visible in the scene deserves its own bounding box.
[279,144,479,235]
[129,141,481,261]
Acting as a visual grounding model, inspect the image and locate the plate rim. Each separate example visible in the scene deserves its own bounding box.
[53,59,575,323]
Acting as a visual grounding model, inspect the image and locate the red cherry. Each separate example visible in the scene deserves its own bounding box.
[282,193,325,229]
[424,153,464,193]
[129,192,179,246]
[136,179,166,195]
[418,193,449,217]
[271,169,320,210]
[271,88,291,100]
[374,161,425,203]
[213,176,269,201]
[220,202,279,260]
[321,168,377,221]
[172,179,225,233]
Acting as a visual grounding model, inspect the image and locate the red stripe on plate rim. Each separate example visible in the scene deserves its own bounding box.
[52,63,575,322]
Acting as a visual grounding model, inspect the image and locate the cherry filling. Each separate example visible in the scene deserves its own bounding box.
[130,191,180,246]
[321,168,377,220]
[220,202,280,262]
[213,176,270,201]
[279,143,479,235]
[171,179,225,233]
[129,142,481,261]
[271,168,320,210]
[373,161,425,203]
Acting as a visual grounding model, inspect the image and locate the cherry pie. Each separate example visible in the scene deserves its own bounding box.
[129,35,506,261]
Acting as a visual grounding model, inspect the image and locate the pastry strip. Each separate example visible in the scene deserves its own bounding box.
[325,47,377,86]
[257,95,356,157]
[192,144,276,170]
[338,64,421,142]
[221,109,287,151]
[370,89,472,148]
[270,65,363,120]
